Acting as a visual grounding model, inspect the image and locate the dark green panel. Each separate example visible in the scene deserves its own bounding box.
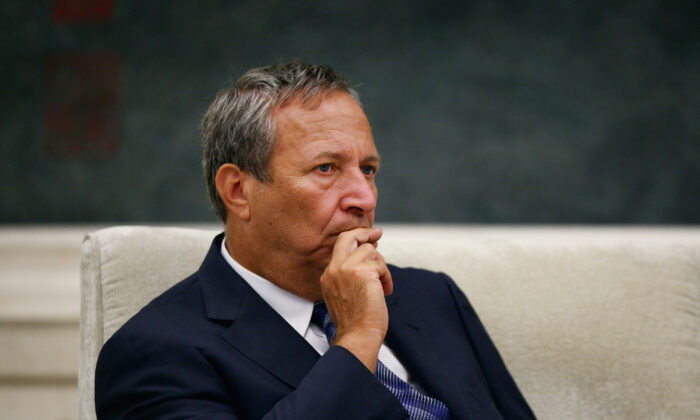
[1,0,698,223]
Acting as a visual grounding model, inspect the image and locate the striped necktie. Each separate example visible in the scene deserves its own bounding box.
[312,303,450,420]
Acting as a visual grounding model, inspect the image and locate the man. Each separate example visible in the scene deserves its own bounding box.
[95,61,535,419]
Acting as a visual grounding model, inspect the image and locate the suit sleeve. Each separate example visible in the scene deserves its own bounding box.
[95,328,406,420]
[268,345,406,419]
[442,273,536,420]
[96,328,238,419]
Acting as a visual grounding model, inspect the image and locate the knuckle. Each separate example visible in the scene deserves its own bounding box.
[346,264,362,277]
[322,266,339,282]
[339,263,364,279]
[358,243,375,252]
[338,262,353,276]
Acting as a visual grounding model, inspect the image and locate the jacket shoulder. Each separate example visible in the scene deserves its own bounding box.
[387,263,452,290]
[101,271,214,350]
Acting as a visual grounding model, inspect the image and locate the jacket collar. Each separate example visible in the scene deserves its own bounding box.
[198,233,321,388]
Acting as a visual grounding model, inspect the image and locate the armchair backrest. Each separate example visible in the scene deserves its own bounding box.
[80,225,700,419]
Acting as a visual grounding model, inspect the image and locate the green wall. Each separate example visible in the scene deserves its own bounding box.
[2,1,698,223]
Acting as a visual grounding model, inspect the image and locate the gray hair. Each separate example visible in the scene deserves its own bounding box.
[201,61,361,222]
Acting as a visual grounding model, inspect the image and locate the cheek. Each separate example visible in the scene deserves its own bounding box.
[305,194,338,224]
[289,182,337,216]
[297,191,345,233]
[249,185,293,231]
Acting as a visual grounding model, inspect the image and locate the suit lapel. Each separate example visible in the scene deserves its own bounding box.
[198,234,320,389]
[384,273,494,419]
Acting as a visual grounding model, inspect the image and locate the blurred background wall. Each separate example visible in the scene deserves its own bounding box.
[1,0,698,224]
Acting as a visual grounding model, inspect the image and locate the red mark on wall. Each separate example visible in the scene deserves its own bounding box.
[44,52,120,158]
[52,0,114,23]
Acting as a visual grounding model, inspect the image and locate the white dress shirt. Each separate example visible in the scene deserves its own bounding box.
[220,238,413,383]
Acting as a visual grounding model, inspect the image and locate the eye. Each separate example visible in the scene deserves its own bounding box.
[361,166,376,176]
[317,163,332,173]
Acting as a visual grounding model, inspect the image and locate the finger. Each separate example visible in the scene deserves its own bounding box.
[332,228,383,263]
[363,227,383,244]
[348,254,393,296]
[373,252,393,296]
[341,246,392,295]
[343,242,380,267]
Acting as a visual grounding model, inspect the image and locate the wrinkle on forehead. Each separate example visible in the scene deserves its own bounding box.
[272,92,375,157]
[276,109,371,140]
[300,138,380,164]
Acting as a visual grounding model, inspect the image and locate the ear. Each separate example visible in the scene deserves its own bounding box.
[215,163,253,221]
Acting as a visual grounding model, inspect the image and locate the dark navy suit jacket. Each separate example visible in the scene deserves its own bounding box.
[95,234,534,419]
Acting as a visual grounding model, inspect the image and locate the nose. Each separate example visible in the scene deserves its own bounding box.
[339,169,377,216]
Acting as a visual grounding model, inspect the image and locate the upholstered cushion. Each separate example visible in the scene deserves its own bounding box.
[80,225,700,420]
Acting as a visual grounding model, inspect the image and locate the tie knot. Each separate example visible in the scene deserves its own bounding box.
[311,302,336,344]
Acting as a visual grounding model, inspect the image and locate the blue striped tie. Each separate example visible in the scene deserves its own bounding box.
[312,303,450,420]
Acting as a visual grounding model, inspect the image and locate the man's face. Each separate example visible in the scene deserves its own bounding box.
[246,91,379,279]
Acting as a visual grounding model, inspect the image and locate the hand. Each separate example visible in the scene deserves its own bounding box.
[319,227,393,373]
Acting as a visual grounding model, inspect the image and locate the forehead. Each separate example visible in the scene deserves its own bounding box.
[271,91,376,157]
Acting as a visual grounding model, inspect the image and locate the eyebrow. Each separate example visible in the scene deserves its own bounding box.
[312,151,382,164]
[364,154,382,165]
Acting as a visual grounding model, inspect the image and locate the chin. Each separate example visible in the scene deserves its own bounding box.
[309,247,333,271]
[318,251,333,268]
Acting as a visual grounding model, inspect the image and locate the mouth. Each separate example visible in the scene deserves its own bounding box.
[328,223,371,237]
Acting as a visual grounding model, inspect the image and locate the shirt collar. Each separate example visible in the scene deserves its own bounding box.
[220,237,314,338]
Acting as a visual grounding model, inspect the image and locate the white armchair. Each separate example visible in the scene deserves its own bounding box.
[80,225,700,419]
